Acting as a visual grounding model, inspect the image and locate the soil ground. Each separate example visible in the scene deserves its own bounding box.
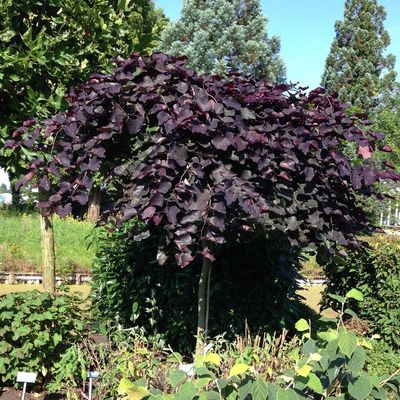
[0,388,64,399]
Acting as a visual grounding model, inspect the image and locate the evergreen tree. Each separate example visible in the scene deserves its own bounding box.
[374,83,400,169]
[321,0,396,112]
[158,0,285,82]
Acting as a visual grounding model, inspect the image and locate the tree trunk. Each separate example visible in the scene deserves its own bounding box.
[87,186,101,222]
[39,190,56,293]
[196,249,212,357]
[9,173,22,208]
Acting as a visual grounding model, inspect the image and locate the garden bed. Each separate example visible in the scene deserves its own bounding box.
[0,389,63,400]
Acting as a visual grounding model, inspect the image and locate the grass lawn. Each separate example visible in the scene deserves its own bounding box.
[0,283,91,298]
[0,210,96,273]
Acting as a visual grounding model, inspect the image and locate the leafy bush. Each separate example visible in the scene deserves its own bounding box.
[91,221,313,353]
[322,234,400,349]
[117,290,400,399]
[54,289,400,399]
[366,339,400,377]
[0,0,167,179]
[0,290,87,388]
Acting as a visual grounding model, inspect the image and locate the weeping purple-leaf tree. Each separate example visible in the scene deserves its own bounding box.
[7,53,399,354]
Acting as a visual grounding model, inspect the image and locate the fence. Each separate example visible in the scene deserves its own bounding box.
[0,272,91,285]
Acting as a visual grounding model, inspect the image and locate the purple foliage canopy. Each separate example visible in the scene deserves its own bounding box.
[7,53,399,266]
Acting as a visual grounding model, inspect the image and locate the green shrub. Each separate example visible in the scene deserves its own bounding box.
[53,289,400,399]
[321,234,400,349]
[366,339,400,377]
[0,1,167,181]
[91,222,314,353]
[0,290,87,388]
[117,290,400,399]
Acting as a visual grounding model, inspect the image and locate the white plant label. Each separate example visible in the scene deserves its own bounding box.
[17,372,37,383]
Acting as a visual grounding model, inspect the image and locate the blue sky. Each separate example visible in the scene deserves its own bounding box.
[153,0,400,89]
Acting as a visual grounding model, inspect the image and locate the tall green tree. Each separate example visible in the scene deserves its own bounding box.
[0,0,167,291]
[321,0,396,112]
[374,84,400,168]
[158,0,285,82]
[0,0,167,180]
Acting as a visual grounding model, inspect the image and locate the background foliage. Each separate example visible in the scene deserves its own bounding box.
[91,221,314,353]
[322,234,400,350]
[158,0,285,81]
[0,0,167,179]
[321,0,396,113]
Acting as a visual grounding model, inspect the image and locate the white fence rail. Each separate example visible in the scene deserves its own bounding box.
[0,272,91,285]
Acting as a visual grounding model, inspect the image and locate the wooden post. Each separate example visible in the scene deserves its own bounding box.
[196,244,212,357]
[39,190,56,294]
[87,186,101,222]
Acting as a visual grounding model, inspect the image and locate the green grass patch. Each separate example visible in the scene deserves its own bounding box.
[0,209,95,273]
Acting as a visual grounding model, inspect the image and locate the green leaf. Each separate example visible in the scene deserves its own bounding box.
[0,341,11,354]
[347,347,366,375]
[303,339,317,356]
[12,325,30,340]
[348,376,372,400]
[268,383,279,399]
[117,378,135,394]
[338,330,357,358]
[117,378,149,399]
[178,382,196,398]
[317,328,338,342]
[346,289,364,302]
[276,387,299,400]
[216,378,227,390]
[167,352,183,364]
[328,293,345,303]
[200,392,220,400]
[306,373,323,395]
[252,378,268,400]
[344,308,358,319]
[169,370,186,387]
[237,378,252,400]
[295,318,309,332]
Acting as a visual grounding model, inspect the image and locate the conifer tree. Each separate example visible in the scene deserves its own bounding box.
[321,0,396,112]
[158,0,285,82]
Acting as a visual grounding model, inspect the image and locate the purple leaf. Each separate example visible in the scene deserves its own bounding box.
[175,252,194,267]
[142,206,156,219]
[39,176,51,191]
[56,204,72,218]
[211,136,230,151]
[126,116,144,134]
[166,206,179,224]
[15,172,34,191]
